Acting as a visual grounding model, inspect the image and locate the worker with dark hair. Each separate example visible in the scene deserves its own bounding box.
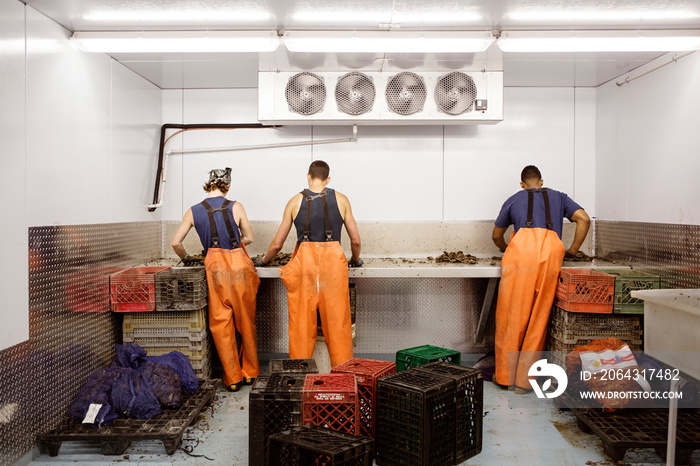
[491,165,590,393]
[255,160,362,368]
[171,168,260,392]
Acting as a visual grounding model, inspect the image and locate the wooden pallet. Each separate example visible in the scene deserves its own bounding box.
[38,379,220,456]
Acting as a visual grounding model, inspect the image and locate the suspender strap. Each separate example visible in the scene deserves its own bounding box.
[300,188,333,242]
[541,188,553,231]
[320,190,333,241]
[525,188,553,230]
[200,200,240,249]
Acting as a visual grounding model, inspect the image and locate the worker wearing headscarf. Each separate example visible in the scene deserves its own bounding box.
[171,168,261,392]
[492,165,590,393]
[255,160,362,368]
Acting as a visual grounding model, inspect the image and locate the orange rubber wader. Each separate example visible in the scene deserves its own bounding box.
[279,189,353,368]
[201,200,261,386]
[494,189,566,390]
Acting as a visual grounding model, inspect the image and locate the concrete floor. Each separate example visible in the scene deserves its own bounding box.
[21,359,700,466]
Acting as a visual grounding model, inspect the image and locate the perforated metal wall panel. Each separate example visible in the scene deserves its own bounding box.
[595,220,700,289]
[0,222,161,465]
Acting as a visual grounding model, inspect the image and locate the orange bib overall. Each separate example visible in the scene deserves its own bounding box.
[494,189,565,390]
[201,200,261,387]
[279,190,353,368]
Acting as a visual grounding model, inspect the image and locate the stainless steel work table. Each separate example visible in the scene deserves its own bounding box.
[255,257,630,344]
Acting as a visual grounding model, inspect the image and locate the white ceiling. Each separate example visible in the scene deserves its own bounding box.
[24,0,700,89]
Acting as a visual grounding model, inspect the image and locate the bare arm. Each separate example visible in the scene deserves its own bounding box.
[567,208,590,254]
[491,225,509,253]
[337,192,361,263]
[261,195,300,265]
[171,209,195,259]
[232,202,254,246]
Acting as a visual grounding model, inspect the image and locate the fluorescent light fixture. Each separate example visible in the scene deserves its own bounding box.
[83,10,274,23]
[71,30,280,53]
[282,30,495,53]
[506,10,700,23]
[497,30,700,52]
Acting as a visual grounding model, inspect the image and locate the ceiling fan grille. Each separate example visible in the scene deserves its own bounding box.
[385,72,426,115]
[285,72,326,115]
[435,71,477,115]
[335,72,376,115]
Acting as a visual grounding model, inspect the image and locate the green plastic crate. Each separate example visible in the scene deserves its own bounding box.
[594,268,661,314]
[395,345,461,372]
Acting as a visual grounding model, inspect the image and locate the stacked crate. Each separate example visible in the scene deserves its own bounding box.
[546,305,644,368]
[110,266,171,312]
[375,369,458,466]
[269,358,319,375]
[118,267,212,380]
[548,268,652,368]
[303,373,359,436]
[331,358,396,441]
[593,268,660,314]
[249,373,307,466]
[413,362,483,464]
[267,425,373,466]
[395,344,461,372]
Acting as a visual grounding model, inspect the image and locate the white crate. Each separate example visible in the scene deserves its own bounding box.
[632,288,700,380]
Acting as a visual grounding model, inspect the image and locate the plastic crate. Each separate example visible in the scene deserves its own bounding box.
[413,362,484,464]
[303,373,359,436]
[554,269,614,313]
[266,425,373,466]
[122,308,208,334]
[395,345,461,372]
[109,266,171,312]
[269,359,319,375]
[331,358,397,439]
[155,267,208,311]
[548,305,643,345]
[593,268,661,314]
[545,334,644,369]
[249,373,307,466]
[141,336,212,378]
[123,330,209,349]
[375,370,456,466]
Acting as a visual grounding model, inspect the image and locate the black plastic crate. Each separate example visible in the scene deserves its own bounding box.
[395,345,461,372]
[413,362,484,464]
[548,305,643,345]
[155,267,207,311]
[249,373,307,466]
[268,358,319,375]
[375,370,456,466]
[266,425,373,466]
[37,379,219,456]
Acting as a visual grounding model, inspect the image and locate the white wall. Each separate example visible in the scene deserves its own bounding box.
[163,87,596,223]
[597,51,700,224]
[0,0,28,349]
[0,1,163,351]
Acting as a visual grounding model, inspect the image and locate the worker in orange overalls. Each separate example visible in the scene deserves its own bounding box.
[255,160,362,368]
[492,165,590,393]
[171,168,261,392]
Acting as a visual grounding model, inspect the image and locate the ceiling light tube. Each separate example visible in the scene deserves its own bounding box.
[497,30,700,52]
[282,30,495,53]
[71,30,280,53]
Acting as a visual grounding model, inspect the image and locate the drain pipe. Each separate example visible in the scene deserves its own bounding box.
[148,124,358,211]
[149,123,275,212]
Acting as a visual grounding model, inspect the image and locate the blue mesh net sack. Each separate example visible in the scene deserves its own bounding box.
[112,344,147,369]
[138,361,182,408]
[111,369,162,419]
[67,367,129,427]
[146,352,199,395]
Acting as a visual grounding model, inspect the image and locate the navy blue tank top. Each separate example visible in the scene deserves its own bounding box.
[294,188,343,243]
[191,196,242,255]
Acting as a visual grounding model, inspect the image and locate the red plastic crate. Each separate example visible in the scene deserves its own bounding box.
[303,373,359,436]
[554,269,614,313]
[109,266,171,312]
[331,358,396,440]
